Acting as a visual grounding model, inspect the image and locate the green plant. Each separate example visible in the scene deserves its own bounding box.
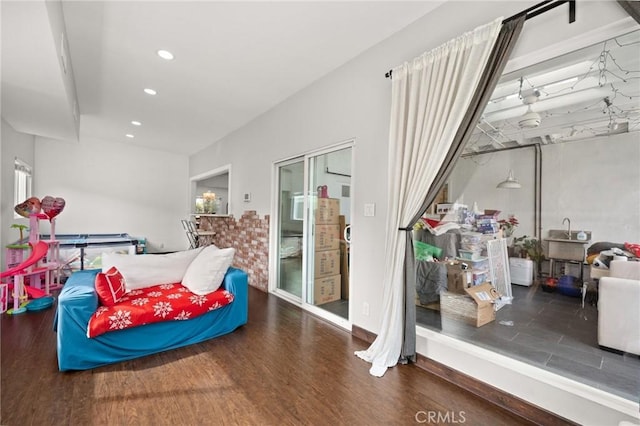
[513,235,545,263]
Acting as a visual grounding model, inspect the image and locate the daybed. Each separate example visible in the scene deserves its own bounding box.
[54,249,248,371]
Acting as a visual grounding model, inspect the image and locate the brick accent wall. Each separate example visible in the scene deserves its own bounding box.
[199,211,270,292]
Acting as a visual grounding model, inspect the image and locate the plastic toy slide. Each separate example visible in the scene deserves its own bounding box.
[0,241,49,279]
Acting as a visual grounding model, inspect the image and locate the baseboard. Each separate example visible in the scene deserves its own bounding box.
[350,325,574,425]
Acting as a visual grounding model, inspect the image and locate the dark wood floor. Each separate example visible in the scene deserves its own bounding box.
[1,287,540,426]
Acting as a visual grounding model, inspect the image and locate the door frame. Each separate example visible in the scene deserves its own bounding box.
[269,139,355,330]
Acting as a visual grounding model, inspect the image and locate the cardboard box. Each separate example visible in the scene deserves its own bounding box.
[314,274,341,305]
[440,282,500,327]
[338,215,346,240]
[314,249,340,278]
[446,262,472,294]
[340,240,349,299]
[315,224,340,251]
[315,198,340,224]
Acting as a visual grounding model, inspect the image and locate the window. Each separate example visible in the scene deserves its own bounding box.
[14,158,32,219]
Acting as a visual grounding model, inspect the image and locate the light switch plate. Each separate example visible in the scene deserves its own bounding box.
[364,203,375,217]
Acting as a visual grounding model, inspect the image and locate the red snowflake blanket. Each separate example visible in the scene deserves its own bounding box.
[87,282,234,338]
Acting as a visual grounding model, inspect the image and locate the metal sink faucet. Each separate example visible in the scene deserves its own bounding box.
[562,217,571,239]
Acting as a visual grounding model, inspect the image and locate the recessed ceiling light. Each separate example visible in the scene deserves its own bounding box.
[125,134,135,138]
[131,120,142,126]
[157,50,174,60]
[144,88,157,96]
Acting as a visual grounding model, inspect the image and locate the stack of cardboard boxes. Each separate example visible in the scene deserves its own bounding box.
[441,260,500,327]
[313,198,341,305]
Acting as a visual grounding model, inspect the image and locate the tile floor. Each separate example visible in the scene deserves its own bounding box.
[417,283,640,401]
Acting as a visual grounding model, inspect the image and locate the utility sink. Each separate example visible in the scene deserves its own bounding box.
[545,230,591,262]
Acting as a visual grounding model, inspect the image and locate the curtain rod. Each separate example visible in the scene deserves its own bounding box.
[384,0,576,79]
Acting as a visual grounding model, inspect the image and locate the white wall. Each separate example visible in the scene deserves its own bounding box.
[449,147,537,237]
[189,0,633,336]
[34,134,190,252]
[188,1,638,422]
[450,132,640,246]
[1,119,36,267]
[541,133,640,244]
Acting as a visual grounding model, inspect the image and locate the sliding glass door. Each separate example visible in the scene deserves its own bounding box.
[273,143,352,325]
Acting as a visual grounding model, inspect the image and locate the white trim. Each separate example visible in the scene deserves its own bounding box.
[416,326,640,423]
[189,164,231,182]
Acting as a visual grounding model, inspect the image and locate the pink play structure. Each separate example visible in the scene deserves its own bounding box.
[1,213,62,314]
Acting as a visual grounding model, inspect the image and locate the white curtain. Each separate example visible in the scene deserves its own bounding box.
[355,18,503,377]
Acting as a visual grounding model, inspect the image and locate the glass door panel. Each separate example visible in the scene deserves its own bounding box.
[306,147,351,319]
[276,159,304,298]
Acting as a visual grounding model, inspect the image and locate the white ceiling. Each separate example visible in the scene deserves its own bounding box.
[2,1,444,156]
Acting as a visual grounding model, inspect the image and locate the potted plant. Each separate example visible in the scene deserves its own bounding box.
[498,215,519,239]
[513,235,545,277]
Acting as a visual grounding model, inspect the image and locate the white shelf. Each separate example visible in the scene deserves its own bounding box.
[190,214,231,218]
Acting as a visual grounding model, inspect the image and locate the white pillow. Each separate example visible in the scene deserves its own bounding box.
[102,248,205,291]
[182,246,235,295]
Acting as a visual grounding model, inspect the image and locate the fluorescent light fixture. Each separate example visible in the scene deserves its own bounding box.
[505,93,519,100]
[497,170,521,189]
[157,50,174,60]
[125,134,135,138]
[131,120,142,126]
[144,88,157,95]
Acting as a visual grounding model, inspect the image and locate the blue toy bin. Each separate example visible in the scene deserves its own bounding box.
[557,275,581,297]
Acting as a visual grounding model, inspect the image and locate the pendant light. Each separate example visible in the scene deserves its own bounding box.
[497,170,521,189]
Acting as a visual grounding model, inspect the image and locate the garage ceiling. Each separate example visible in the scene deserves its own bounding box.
[467,28,640,153]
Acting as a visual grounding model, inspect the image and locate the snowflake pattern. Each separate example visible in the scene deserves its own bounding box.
[189,294,207,306]
[131,297,149,306]
[95,306,109,317]
[88,282,234,338]
[108,310,132,330]
[153,301,173,318]
[174,310,192,320]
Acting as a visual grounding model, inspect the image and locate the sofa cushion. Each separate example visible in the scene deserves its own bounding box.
[102,248,204,291]
[182,246,235,295]
[95,266,126,306]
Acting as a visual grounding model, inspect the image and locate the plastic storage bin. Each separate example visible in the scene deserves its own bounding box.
[456,257,488,272]
[458,249,482,261]
[509,257,533,286]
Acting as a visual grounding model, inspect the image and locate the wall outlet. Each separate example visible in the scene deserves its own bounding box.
[363,302,370,316]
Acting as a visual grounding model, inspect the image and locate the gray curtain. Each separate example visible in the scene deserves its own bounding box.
[617,1,640,23]
[400,15,526,362]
